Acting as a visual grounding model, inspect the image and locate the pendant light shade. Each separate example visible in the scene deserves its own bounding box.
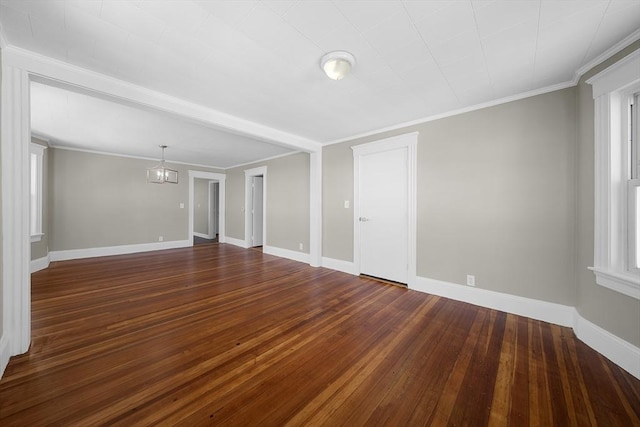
[147,145,178,184]
[320,51,355,80]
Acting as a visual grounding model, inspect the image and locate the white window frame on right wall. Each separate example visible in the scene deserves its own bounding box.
[587,49,640,300]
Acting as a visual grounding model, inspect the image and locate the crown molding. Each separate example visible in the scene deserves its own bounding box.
[573,29,640,84]
[39,133,301,171]
[324,80,575,146]
[47,143,227,171]
[225,150,302,170]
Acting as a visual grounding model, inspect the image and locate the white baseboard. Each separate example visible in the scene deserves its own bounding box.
[193,232,209,239]
[30,254,50,273]
[224,236,248,248]
[0,333,10,379]
[263,245,310,264]
[574,313,640,379]
[410,275,639,379]
[321,257,356,275]
[411,276,575,327]
[49,240,191,262]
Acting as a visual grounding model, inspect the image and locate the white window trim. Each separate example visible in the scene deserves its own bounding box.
[30,143,46,243]
[586,49,640,300]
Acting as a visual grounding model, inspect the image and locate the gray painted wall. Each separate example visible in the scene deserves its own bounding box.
[323,142,354,261]
[30,138,48,261]
[0,47,3,334]
[225,166,245,240]
[49,148,221,251]
[324,88,577,306]
[576,41,640,347]
[226,152,310,253]
[194,178,209,236]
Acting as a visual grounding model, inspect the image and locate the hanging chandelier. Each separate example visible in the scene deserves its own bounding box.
[147,145,178,184]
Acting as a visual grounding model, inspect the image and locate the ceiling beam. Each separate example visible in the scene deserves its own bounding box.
[3,46,322,154]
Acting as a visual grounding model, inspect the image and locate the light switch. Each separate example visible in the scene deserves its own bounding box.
[344,200,350,209]
[179,203,185,209]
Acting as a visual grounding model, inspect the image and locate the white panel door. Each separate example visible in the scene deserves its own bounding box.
[359,147,408,283]
[252,176,264,247]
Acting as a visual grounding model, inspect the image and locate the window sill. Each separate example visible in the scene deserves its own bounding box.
[589,267,640,300]
[30,233,44,243]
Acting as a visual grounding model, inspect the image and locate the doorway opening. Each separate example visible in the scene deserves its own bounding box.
[188,170,226,247]
[193,178,219,245]
[245,166,267,249]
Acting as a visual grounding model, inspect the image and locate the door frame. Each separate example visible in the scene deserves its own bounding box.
[208,181,218,239]
[244,166,267,248]
[188,170,226,245]
[352,132,418,285]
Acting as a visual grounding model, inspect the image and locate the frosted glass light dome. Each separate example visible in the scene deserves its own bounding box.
[320,51,355,80]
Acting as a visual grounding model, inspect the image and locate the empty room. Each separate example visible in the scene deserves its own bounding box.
[1,0,639,425]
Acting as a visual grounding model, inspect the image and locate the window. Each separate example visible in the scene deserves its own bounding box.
[30,143,45,242]
[631,95,640,274]
[587,50,640,299]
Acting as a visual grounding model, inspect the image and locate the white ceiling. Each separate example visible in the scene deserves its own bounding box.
[30,81,294,168]
[1,0,640,166]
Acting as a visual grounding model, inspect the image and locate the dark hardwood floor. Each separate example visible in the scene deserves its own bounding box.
[1,244,638,425]
[193,235,218,245]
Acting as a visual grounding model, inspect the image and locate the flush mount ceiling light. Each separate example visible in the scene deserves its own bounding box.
[320,51,355,80]
[147,145,178,184]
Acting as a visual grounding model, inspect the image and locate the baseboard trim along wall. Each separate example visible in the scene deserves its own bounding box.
[263,245,310,264]
[573,314,640,379]
[315,260,639,379]
[321,257,356,275]
[410,276,639,379]
[193,232,209,239]
[0,334,10,379]
[31,255,51,273]
[49,240,191,262]
[411,276,575,327]
[224,236,249,249]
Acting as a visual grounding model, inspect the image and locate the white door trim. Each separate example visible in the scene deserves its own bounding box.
[352,132,418,285]
[309,151,322,267]
[208,181,218,239]
[188,171,226,244]
[1,65,32,364]
[245,166,267,248]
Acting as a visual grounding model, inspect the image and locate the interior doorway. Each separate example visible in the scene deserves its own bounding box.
[251,176,264,247]
[188,170,226,247]
[245,166,267,249]
[193,178,219,245]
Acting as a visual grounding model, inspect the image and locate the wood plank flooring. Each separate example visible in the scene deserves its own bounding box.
[1,244,638,426]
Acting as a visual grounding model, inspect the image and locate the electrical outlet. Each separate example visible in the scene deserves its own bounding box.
[466,275,475,287]
[159,236,164,242]
[179,203,184,209]
[299,243,303,250]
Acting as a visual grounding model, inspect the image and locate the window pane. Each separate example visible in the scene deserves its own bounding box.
[30,153,37,235]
